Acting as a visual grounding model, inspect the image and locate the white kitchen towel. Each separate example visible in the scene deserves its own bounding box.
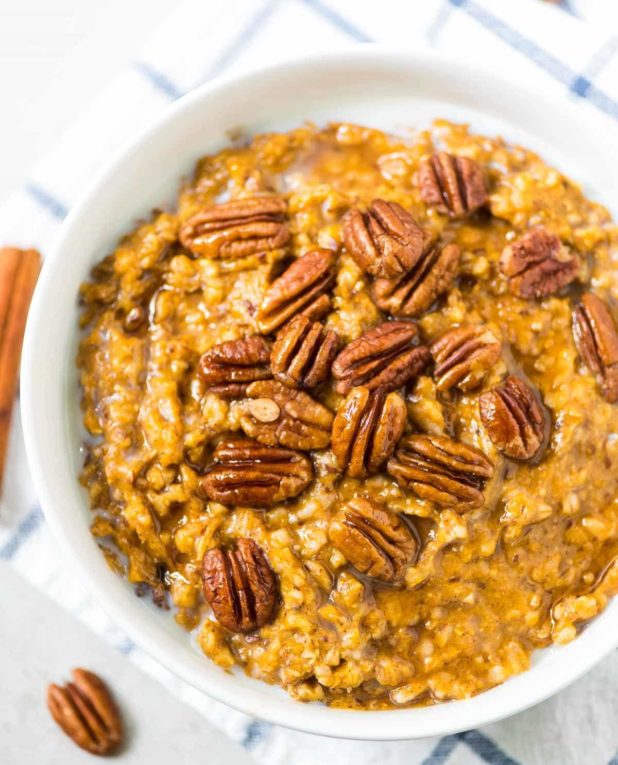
[1,1,618,764]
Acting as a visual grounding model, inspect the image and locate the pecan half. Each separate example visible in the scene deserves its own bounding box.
[387,434,493,511]
[343,199,430,279]
[202,538,278,632]
[179,196,289,259]
[418,152,487,217]
[479,376,548,460]
[271,315,340,389]
[257,248,337,335]
[372,243,460,318]
[199,335,271,398]
[332,386,407,478]
[329,498,418,583]
[573,293,618,402]
[240,379,333,450]
[500,228,579,298]
[201,438,313,506]
[47,669,123,756]
[431,325,501,393]
[332,320,431,395]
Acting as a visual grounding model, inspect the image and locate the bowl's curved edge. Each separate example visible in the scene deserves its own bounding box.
[20,46,618,740]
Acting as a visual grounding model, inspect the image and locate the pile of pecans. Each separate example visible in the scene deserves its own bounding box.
[175,151,618,635]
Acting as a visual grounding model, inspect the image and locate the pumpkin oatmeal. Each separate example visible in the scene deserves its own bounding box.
[78,121,618,709]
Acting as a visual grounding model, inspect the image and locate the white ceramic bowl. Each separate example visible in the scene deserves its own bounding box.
[21,48,618,740]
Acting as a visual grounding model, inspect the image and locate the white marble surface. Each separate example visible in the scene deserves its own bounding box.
[0,563,254,763]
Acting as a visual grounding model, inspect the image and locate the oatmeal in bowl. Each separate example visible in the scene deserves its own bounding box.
[77,120,618,710]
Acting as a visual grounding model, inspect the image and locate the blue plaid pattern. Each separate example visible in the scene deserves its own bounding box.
[20,0,618,220]
[3,1,618,763]
[24,184,68,221]
[0,507,44,561]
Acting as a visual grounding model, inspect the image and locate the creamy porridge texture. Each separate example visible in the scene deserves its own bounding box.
[78,121,618,709]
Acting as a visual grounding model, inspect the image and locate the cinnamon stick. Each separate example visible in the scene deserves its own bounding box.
[0,248,41,494]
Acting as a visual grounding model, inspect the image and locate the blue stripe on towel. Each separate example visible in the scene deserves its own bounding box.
[448,0,618,120]
[299,0,373,42]
[133,60,185,100]
[571,75,592,97]
[421,728,522,765]
[448,0,574,84]
[117,637,136,655]
[426,0,457,44]
[581,82,618,119]
[421,734,460,765]
[0,507,44,561]
[303,0,618,123]
[582,37,618,80]
[460,730,521,765]
[554,0,578,17]
[241,720,272,750]
[201,0,282,82]
[25,183,68,220]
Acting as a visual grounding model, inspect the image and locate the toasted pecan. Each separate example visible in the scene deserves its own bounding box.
[343,200,429,279]
[418,153,487,217]
[572,293,618,402]
[372,243,460,318]
[500,228,579,299]
[47,669,123,756]
[431,325,501,393]
[332,386,407,478]
[271,315,339,389]
[479,376,548,460]
[202,538,278,632]
[332,320,430,395]
[387,434,493,510]
[199,335,271,398]
[329,497,418,583]
[179,196,289,259]
[257,249,336,335]
[240,379,333,450]
[201,438,313,506]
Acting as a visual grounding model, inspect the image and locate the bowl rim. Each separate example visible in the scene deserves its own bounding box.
[21,46,618,740]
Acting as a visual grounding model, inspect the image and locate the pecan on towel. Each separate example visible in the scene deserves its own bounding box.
[240,379,333,450]
[343,199,430,279]
[199,335,271,399]
[332,386,407,478]
[179,195,289,259]
[418,152,487,217]
[573,293,618,403]
[372,243,460,319]
[201,438,313,506]
[500,228,579,299]
[329,498,418,583]
[47,669,123,756]
[387,434,493,511]
[271,315,339,389]
[202,538,278,632]
[479,376,548,460]
[332,320,431,395]
[431,325,501,393]
[257,248,337,335]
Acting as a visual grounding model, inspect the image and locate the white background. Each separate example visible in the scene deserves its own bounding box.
[0,0,173,204]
